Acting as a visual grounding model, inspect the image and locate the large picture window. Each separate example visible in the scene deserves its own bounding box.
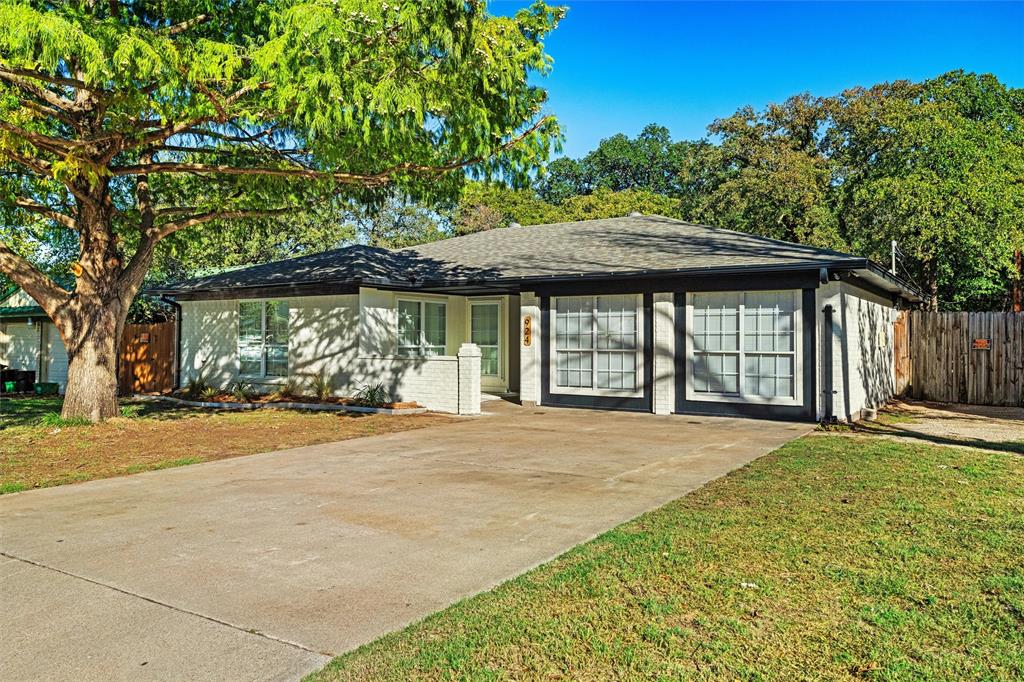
[239,300,289,377]
[397,299,446,356]
[553,295,642,395]
[689,291,799,403]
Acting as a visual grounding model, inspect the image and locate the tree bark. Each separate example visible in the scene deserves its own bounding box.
[59,304,122,422]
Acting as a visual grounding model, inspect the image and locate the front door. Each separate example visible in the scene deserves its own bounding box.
[470,301,503,390]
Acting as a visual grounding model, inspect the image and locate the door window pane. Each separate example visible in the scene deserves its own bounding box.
[471,304,500,377]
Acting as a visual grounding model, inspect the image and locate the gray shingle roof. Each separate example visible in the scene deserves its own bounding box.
[156,215,873,294]
[401,215,862,280]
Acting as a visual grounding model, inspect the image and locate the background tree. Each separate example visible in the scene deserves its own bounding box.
[454,182,681,232]
[520,71,1024,310]
[0,0,563,421]
[535,123,690,202]
[679,96,844,250]
[829,71,1024,310]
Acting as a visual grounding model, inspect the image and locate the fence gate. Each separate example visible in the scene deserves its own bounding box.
[118,322,175,395]
[909,311,1024,407]
[893,310,912,395]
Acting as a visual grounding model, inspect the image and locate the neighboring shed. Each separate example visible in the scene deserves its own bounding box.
[0,288,69,392]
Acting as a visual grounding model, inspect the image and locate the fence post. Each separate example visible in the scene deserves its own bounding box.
[457,343,481,415]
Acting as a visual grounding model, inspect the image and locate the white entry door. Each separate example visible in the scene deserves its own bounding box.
[470,301,502,389]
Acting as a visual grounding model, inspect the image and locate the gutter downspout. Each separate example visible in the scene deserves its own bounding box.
[821,304,835,424]
[161,296,183,390]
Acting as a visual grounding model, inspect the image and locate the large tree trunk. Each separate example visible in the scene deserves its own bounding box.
[60,303,123,422]
[55,191,139,422]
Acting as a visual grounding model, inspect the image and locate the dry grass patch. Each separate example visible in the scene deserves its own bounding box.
[0,397,455,494]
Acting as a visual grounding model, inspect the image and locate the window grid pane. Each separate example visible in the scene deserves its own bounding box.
[423,302,446,351]
[239,301,290,378]
[398,300,447,357]
[555,296,640,391]
[691,292,796,399]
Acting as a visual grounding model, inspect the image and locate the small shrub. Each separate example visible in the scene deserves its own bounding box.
[184,374,211,399]
[308,373,333,401]
[352,382,391,408]
[38,411,91,428]
[230,381,258,402]
[119,404,143,418]
[269,378,300,402]
[199,385,220,401]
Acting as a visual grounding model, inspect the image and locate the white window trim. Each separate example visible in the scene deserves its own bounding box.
[238,299,289,379]
[396,297,448,357]
[468,298,504,380]
[548,294,645,399]
[684,290,802,406]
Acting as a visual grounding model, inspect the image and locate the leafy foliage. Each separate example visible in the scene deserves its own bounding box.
[307,372,333,400]
[455,184,681,233]
[352,382,391,407]
[183,374,212,400]
[269,378,301,402]
[230,380,256,402]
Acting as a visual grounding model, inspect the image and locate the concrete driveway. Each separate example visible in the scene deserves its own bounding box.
[0,401,808,681]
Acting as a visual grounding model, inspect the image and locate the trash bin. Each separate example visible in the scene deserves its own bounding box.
[34,382,59,395]
[15,371,35,392]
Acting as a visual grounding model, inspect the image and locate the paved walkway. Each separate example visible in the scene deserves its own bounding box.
[0,401,808,681]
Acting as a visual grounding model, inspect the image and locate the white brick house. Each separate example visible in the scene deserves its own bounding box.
[153,215,921,421]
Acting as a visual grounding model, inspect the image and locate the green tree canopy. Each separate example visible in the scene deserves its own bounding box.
[455,182,682,232]
[535,123,691,202]
[486,70,1024,310]
[0,0,563,420]
[828,72,1024,309]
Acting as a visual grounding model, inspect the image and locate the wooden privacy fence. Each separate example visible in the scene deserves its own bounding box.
[118,322,175,395]
[908,311,1024,406]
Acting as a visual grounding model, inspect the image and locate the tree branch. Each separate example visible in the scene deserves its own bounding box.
[14,197,77,229]
[0,239,70,318]
[108,161,391,185]
[0,120,72,154]
[0,147,54,177]
[19,98,81,128]
[154,207,293,238]
[0,64,94,97]
[110,115,555,185]
[128,82,271,151]
[162,14,210,36]
[0,67,79,111]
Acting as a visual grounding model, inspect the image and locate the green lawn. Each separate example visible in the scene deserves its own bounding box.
[311,435,1024,681]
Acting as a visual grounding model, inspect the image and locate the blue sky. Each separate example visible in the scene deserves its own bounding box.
[494,1,1024,158]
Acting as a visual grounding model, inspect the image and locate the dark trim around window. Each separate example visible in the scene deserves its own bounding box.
[540,293,653,412]
[674,288,817,421]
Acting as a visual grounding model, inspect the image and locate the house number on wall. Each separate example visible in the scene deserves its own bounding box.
[523,316,532,347]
